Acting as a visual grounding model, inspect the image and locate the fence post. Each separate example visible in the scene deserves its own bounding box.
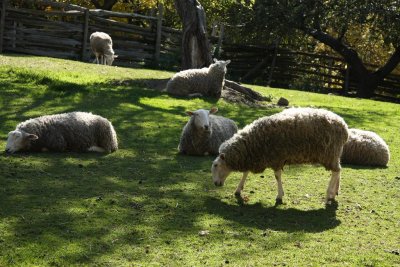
[215,23,224,58]
[267,40,279,87]
[154,3,163,65]
[344,65,350,95]
[0,0,7,54]
[81,8,89,61]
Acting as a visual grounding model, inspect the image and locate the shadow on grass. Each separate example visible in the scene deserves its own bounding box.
[204,197,340,233]
[1,65,391,265]
[343,164,389,170]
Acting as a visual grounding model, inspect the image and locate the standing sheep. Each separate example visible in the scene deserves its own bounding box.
[341,128,390,167]
[5,112,118,154]
[178,107,238,156]
[90,32,118,66]
[211,107,349,205]
[166,59,231,98]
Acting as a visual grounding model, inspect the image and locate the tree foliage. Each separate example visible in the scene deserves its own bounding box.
[252,0,400,97]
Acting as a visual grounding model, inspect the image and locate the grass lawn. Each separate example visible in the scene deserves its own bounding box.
[0,54,399,266]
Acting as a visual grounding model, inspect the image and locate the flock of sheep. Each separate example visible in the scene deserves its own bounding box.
[4,31,391,206]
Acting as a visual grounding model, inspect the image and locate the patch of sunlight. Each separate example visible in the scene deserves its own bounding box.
[105,176,128,187]
[53,242,86,258]
[64,157,99,166]
[67,207,88,215]
[139,96,199,111]
[118,103,142,111]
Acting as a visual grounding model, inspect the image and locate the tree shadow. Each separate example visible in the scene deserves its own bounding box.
[204,197,341,233]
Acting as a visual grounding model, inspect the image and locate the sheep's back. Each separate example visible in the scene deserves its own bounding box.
[166,68,211,95]
[221,108,348,173]
[17,112,110,152]
[208,115,238,154]
[341,128,390,166]
[90,34,112,54]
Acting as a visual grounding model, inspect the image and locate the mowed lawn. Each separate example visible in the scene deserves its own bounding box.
[0,54,399,266]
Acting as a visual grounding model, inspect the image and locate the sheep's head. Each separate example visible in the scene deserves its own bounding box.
[105,53,118,66]
[211,153,232,186]
[211,58,231,72]
[186,107,218,133]
[5,130,38,153]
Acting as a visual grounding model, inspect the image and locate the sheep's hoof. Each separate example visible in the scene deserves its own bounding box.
[234,191,241,197]
[325,198,338,208]
[275,198,283,206]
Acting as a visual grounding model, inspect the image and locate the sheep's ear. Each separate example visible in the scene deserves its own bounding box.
[210,107,218,114]
[219,153,225,160]
[27,134,38,140]
[213,58,217,63]
[186,111,194,116]
[225,60,231,64]
[113,55,118,58]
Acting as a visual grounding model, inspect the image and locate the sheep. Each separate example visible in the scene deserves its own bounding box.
[341,128,390,167]
[166,59,231,98]
[211,107,349,205]
[178,107,238,156]
[90,32,118,66]
[5,112,118,154]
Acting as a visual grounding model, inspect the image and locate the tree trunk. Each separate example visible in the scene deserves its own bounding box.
[174,0,212,70]
[172,0,270,105]
[90,0,117,11]
[305,28,400,98]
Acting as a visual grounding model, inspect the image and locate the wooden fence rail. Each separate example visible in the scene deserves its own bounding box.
[0,0,399,101]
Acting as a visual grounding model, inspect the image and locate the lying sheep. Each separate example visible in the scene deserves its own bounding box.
[211,107,349,205]
[5,112,118,153]
[166,59,231,98]
[178,107,238,156]
[90,31,117,66]
[341,128,390,167]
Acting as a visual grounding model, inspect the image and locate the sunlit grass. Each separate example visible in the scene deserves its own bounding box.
[0,54,399,266]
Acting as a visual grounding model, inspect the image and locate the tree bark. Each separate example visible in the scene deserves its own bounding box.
[174,0,212,70]
[304,28,400,98]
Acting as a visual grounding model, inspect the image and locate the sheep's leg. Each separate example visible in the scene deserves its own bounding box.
[94,53,99,64]
[234,171,249,195]
[335,172,341,196]
[275,169,284,205]
[326,170,340,204]
[88,146,106,153]
[188,93,204,98]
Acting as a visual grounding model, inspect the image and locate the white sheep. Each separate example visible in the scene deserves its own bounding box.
[211,107,349,205]
[5,112,118,153]
[178,107,238,156]
[90,32,118,66]
[341,128,390,166]
[166,59,231,98]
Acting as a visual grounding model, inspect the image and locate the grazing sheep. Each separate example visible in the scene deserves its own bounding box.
[90,32,117,66]
[5,112,118,154]
[211,107,349,205]
[178,107,238,156]
[341,128,390,167]
[166,59,231,98]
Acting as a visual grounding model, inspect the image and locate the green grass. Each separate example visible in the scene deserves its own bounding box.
[0,54,399,266]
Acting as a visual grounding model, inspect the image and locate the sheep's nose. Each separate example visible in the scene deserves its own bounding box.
[204,125,209,130]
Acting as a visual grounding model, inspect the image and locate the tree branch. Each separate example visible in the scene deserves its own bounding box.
[303,28,368,76]
[374,46,400,80]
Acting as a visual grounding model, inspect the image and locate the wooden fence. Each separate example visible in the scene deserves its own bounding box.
[0,0,399,100]
[0,0,182,68]
[219,42,400,100]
